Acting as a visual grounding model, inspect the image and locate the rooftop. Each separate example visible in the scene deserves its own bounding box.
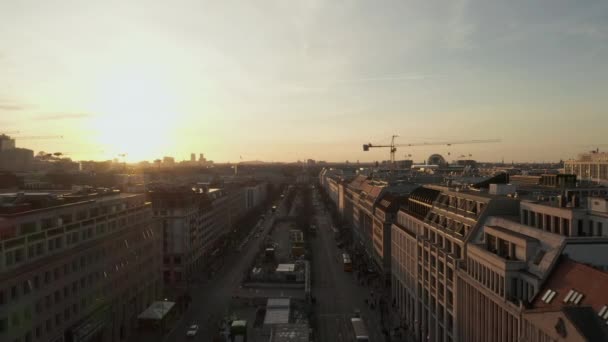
[270,324,310,342]
[531,257,608,312]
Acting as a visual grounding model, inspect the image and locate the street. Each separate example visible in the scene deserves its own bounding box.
[311,189,386,342]
[162,201,286,342]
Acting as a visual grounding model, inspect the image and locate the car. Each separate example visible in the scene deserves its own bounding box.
[186,324,199,337]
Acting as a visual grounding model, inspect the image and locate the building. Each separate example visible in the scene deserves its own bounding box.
[0,142,34,172]
[190,153,195,162]
[521,257,608,341]
[245,181,268,210]
[372,193,406,283]
[149,184,247,293]
[520,195,608,238]
[390,185,520,342]
[148,187,207,291]
[0,134,16,151]
[348,177,385,258]
[456,216,566,342]
[0,189,162,342]
[564,150,608,185]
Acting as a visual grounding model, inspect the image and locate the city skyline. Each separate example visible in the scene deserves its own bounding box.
[1,1,608,163]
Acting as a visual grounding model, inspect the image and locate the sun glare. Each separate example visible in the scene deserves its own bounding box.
[87,68,179,161]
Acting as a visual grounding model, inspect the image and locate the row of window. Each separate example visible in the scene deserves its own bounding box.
[1,227,156,307]
[14,200,143,237]
[466,258,505,298]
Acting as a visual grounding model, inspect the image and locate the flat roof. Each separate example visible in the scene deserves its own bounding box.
[137,301,175,320]
[270,324,309,342]
[267,298,290,308]
[264,308,290,325]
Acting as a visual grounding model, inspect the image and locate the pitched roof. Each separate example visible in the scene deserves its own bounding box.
[562,306,608,341]
[376,193,407,213]
[531,257,608,312]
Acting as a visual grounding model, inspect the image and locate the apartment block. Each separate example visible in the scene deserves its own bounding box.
[0,190,162,342]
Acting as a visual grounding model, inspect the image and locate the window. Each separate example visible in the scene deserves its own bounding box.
[20,222,37,235]
[14,249,24,263]
[12,312,20,327]
[0,290,4,305]
[23,280,32,295]
[598,222,603,236]
[11,286,18,299]
[46,319,52,332]
[0,317,7,332]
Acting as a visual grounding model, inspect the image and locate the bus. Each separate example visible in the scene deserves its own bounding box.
[351,317,369,341]
[342,253,353,272]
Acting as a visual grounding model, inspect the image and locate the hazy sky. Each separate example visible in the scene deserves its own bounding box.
[1,0,607,163]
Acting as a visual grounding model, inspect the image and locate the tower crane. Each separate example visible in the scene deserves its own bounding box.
[363,136,501,175]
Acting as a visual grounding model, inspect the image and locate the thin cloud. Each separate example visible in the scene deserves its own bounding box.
[36,113,92,120]
[0,104,24,111]
[333,74,440,84]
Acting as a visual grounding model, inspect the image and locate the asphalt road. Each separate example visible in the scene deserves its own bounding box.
[311,189,386,342]
[162,201,286,342]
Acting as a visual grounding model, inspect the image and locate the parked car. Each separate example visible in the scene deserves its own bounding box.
[186,324,199,337]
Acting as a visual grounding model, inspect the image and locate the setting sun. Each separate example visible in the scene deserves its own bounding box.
[87,65,180,161]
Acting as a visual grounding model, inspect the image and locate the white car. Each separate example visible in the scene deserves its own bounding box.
[186,324,199,337]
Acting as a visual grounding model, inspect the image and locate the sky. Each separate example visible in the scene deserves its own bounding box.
[1,0,607,163]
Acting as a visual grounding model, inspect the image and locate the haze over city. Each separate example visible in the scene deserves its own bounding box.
[2,0,608,163]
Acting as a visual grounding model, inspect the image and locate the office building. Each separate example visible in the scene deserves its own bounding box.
[0,190,162,342]
[564,150,608,185]
[149,184,247,294]
[391,184,520,342]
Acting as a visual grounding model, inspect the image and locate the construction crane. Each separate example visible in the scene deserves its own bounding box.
[363,136,501,175]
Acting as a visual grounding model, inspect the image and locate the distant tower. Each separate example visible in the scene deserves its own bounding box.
[199,153,205,162]
[190,153,195,162]
[0,134,16,151]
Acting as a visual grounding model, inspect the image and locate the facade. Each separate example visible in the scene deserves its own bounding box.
[391,185,520,342]
[457,216,565,342]
[0,134,16,151]
[149,184,247,292]
[245,181,268,210]
[350,178,385,259]
[520,196,608,238]
[0,148,34,172]
[0,190,162,342]
[372,193,406,282]
[564,151,608,185]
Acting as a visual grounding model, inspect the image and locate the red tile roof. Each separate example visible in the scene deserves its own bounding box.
[531,257,608,313]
